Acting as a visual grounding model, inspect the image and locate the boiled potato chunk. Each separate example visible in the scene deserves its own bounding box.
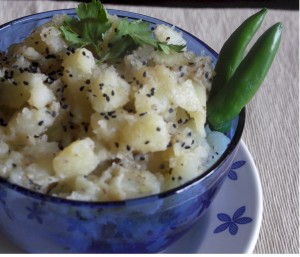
[124,45,155,72]
[133,66,170,114]
[61,48,95,122]
[90,109,128,149]
[154,24,186,47]
[40,26,66,54]
[164,144,210,190]
[0,72,55,110]
[193,82,207,110]
[7,102,59,145]
[88,65,130,112]
[17,72,55,109]
[18,46,44,63]
[121,112,171,152]
[53,138,100,179]
[62,48,95,77]
[68,176,103,201]
[21,142,60,192]
[147,147,174,174]
[23,29,48,54]
[171,79,202,112]
[98,164,162,200]
[152,51,193,67]
[134,83,170,114]
[0,79,30,109]
[155,66,201,112]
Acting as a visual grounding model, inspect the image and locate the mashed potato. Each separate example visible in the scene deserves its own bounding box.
[0,14,219,201]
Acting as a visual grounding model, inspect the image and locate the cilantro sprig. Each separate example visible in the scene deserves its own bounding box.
[60,0,185,61]
[60,0,111,56]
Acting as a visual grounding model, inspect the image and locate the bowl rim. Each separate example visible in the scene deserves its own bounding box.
[0,8,245,207]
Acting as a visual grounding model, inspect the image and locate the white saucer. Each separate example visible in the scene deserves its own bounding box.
[164,140,263,253]
[0,140,262,253]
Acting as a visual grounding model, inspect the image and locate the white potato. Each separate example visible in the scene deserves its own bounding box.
[124,45,155,72]
[61,48,95,122]
[98,164,162,201]
[17,72,55,109]
[164,143,210,190]
[90,109,128,150]
[53,138,100,179]
[6,102,59,145]
[18,46,44,62]
[121,112,171,153]
[23,29,48,54]
[67,176,103,201]
[21,142,60,192]
[0,71,55,110]
[133,66,170,114]
[62,48,95,76]
[171,80,202,112]
[88,65,130,112]
[152,51,193,68]
[0,77,30,109]
[40,26,66,54]
[154,24,186,47]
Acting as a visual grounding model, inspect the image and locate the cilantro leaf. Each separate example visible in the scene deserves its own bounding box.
[60,0,185,61]
[157,42,186,54]
[117,18,157,47]
[99,18,156,62]
[101,36,136,62]
[69,18,111,54]
[60,25,90,47]
[100,17,185,61]
[115,18,185,55]
[76,0,108,22]
[60,0,111,56]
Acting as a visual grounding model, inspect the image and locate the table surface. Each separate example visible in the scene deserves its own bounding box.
[0,0,299,254]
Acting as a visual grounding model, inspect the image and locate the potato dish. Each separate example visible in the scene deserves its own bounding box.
[0,14,225,201]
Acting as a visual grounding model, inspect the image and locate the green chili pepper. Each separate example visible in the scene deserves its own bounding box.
[209,8,268,100]
[207,22,282,132]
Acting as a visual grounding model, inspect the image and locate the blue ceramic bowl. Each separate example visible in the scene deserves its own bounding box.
[0,9,245,253]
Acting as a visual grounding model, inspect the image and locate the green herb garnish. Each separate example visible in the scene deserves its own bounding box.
[60,0,110,56]
[60,0,185,61]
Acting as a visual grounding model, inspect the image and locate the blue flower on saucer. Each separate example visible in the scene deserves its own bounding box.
[214,206,252,235]
[227,160,246,180]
